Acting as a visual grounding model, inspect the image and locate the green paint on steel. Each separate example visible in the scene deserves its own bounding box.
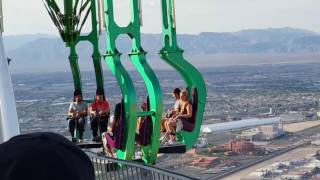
[43,0,104,92]
[77,0,104,91]
[69,44,82,91]
[44,0,206,163]
[103,0,162,164]
[160,0,207,149]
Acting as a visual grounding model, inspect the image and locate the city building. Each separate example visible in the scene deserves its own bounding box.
[280,112,304,122]
[260,120,284,140]
[202,117,281,133]
[237,120,284,141]
[225,140,255,155]
[190,157,221,168]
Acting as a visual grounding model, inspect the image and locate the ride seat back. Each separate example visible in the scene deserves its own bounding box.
[182,88,198,132]
[108,99,125,149]
[136,97,153,146]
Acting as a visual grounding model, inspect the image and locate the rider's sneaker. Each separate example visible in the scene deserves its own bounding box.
[160,132,169,142]
[166,140,177,145]
[160,135,166,141]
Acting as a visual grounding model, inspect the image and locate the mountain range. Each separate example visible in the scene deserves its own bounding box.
[3,27,320,73]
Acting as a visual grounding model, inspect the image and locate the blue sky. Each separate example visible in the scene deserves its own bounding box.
[2,0,320,35]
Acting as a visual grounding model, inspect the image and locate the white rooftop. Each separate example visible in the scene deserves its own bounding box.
[202,117,281,133]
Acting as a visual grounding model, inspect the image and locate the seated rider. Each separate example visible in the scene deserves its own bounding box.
[165,89,193,144]
[90,89,110,142]
[161,88,181,132]
[136,102,147,135]
[136,101,153,146]
[67,90,88,142]
[102,102,122,157]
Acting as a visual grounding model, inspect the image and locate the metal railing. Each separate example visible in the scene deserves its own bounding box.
[86,151,196,180]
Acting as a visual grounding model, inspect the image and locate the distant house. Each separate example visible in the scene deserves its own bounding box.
[237,120,284,141]
[191,157,221,168]
[225,140,255,155]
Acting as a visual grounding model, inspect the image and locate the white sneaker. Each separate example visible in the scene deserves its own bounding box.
[160,132,169,144]
[166,140,177,145]
[160,135,166,141]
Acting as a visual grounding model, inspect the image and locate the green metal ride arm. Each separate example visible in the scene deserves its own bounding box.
[77,0,104,91]
[44,0,104,92]
[103,0,162,164]
[69,43,82,91]
[128,0,163,164]
[103,0,138,161]
[160,0,207,149]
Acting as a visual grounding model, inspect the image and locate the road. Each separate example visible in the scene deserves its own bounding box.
[208,141,310,180]
[221,146,319,180]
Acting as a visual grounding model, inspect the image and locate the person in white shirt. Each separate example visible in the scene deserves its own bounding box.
[67,90,88,141]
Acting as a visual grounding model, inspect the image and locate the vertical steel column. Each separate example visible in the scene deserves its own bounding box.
[64,0,82,91]
[69,44,82,91]
[78,0,104,91]
[0,0,21,142]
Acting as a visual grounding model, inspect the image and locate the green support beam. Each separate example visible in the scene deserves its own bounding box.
[44,0,104,92]
[160,0,207,149]
[103,0,162,164]
[44,0,206,164]
[69,44,82,91]
[78,0,104,91]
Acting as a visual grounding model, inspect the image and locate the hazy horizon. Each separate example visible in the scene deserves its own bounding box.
[2,0,320,35]
[2,26,319,37]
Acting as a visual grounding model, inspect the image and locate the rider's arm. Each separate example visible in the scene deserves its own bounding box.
[172,107,182,119]
[68,103,75,117]
[178,104,193,119]
[109,119,116,132]
[99,101,110,115]
[89,104,96,116]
